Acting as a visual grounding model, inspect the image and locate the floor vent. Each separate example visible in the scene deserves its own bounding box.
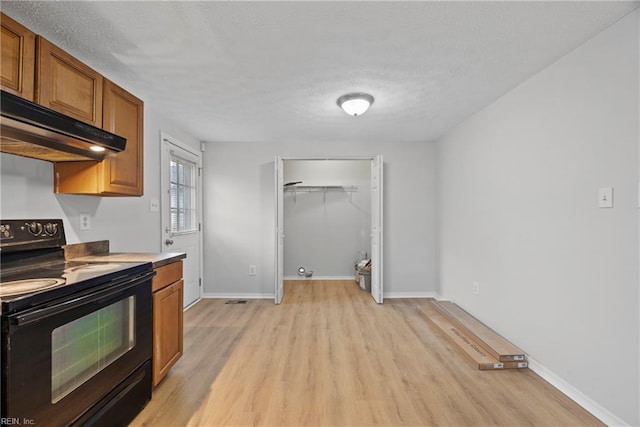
[225,299,248,304]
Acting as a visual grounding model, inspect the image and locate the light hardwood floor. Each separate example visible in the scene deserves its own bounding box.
[131,280,603,427]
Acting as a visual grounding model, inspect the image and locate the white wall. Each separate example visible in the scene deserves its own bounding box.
[0,105,201,252]
[436,10,639,426]
[202,140,436,297]
[283,160,370,278]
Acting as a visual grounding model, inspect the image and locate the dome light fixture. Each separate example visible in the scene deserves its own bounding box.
[337,93,374,116]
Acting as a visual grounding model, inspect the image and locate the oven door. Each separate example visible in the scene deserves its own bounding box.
[1,271,153,427]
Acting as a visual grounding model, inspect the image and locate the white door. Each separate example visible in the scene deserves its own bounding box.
[161,132,202,308]
[370,155,383,303]
[274,156,284,304]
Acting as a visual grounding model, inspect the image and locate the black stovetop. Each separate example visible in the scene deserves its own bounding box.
[0,257,152,315]
[0,219,153,315]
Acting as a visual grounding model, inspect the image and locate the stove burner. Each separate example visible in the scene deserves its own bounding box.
[0,278,66,297]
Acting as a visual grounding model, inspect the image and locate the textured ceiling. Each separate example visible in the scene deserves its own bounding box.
[2,1,638,144]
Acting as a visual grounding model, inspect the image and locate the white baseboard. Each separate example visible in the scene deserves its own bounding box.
[202,291,444,299]
[383,291,442,299]
[202,293,274,299]
[283,276,356,281]
[203,291,445,300]
[527,357,629,426]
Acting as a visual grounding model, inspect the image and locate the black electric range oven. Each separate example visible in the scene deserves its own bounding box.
[0,220,155,427]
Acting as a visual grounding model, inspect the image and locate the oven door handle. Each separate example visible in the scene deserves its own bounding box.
[13,271,155,327]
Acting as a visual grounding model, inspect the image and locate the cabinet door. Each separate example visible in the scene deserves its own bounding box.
[1,13,35,100]
[53,80,144,196]
[36,36,103,127]
[153,279,184,386]
[100,79,144,195]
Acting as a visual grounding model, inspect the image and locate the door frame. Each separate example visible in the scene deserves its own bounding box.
[274,155,384,304]
[160,131,204,307]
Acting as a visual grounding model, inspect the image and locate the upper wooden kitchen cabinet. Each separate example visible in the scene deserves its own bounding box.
[36,36,103,128]
[100,80,144,195]
[1,13,36,100]
[53,79,144,196]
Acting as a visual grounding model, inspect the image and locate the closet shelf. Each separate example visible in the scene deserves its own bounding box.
[284,185,358,203]
[284,185,358,191]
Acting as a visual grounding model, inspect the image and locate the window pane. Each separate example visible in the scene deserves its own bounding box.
[170,160,177,183]
[178,185,185,209]
[171,209,178,232]
[178,163,184,185]
[170,183,177,206]
[169,154,198,233]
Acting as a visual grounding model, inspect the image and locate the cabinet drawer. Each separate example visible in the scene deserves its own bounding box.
[152,260,183,292]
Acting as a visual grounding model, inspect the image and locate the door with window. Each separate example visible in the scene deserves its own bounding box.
[160,133,202,308]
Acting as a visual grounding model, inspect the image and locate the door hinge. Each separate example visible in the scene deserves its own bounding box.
[198,223,201,231]
[199,278,202,287]
[198,167,202,177]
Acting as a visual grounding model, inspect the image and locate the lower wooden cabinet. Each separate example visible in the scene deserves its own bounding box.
[152,261,184,386]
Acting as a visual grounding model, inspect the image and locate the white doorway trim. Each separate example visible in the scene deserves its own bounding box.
[274,155,384,304]
[274,156,284,304]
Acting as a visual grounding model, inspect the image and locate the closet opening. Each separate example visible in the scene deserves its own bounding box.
[274,156,383,304]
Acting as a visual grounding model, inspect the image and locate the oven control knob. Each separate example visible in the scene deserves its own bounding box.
[44,223,58,236]
[26,221,43,236]
[0,224,12,238]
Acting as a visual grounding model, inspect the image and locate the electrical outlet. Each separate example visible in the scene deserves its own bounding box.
[149,198,160,212]
[80,214,91,230]
[472,281,479,295]
[249,265,256,276]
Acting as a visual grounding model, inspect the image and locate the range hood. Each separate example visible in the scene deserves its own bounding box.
[0,90,126,162]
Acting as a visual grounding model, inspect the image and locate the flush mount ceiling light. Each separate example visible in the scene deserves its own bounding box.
[337,93,374,116]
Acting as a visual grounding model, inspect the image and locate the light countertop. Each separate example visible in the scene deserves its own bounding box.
[73,252,186,269]
[64,241,185,268]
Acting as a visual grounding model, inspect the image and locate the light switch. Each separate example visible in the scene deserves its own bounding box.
[598,187,613,208]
